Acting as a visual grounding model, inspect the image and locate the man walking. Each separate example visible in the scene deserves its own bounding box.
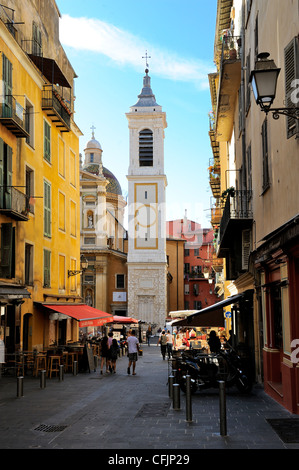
[127,329,139,375]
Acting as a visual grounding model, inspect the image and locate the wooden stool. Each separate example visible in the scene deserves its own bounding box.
[16,354,25,377]
[66,352,78,373]
[48,356,61,378]
[34,354,47,377]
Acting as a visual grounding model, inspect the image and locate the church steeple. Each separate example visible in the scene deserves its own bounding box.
[131,55,162,111]
[83,127,104,176]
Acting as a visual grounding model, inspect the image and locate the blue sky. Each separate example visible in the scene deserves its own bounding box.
[57,0,217,227]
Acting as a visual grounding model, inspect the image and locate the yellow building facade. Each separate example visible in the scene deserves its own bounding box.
[0,0,82,355]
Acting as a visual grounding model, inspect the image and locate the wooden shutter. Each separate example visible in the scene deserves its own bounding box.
[43,249,51,287]
[284,37,299,138]
[0,223,13,278]
[4,144,12,208]
[44,121,51,162]
[2,54,12,117]
[44,181,51,237]
[242,229,252,270]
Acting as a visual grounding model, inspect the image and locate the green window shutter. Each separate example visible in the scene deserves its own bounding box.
[4,144,12,209]
[0,223,13,278]
[43,249,51,287]
[284,37,299,138]
[2,54,12,117]
[44,181,51,237]
[44,121,51,162]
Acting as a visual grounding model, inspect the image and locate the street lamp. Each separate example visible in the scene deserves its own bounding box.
[250,52,299,120]
[68,255,89,277]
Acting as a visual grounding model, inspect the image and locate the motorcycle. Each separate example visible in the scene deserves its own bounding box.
[176,344,252,394]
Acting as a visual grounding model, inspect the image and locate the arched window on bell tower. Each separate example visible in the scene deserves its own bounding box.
[139,128,153,166]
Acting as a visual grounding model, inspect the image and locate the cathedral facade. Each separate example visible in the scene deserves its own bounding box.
[80,131,127,317]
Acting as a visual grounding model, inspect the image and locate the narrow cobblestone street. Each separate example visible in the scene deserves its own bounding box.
[1,343,299,455]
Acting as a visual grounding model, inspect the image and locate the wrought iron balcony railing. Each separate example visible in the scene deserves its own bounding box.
[42,85,71,131]
[220,35,242,62]
[0,186,30,221]
[0,96,29,138]
[219,190,253,244]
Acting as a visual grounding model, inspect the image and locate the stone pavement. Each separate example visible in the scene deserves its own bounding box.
[1,342,299,454]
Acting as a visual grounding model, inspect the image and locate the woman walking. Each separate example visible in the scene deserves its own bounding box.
[110,338,119,373]
[100,336,109,374]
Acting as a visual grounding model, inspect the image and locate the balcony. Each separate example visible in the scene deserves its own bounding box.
[211,206,223,227]
[0,96,29,138]
[0,187,30,221]
[209,174,221,199]
[218,190,253,257]
[42,85,71,132]
[215,36,242,142]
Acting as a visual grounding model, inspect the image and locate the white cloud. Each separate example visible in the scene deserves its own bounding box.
[60,14,213,86]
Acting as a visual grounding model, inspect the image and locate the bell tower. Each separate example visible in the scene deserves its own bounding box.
[126,62,168,328]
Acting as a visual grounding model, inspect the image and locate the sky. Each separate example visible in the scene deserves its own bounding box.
[56,0,218,228]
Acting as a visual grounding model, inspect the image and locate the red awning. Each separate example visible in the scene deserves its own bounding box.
[44,304,113,327]
[112,316,138,324]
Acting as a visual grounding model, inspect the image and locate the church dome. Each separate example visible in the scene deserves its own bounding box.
[85,137,102,151]
[103,167,122,196]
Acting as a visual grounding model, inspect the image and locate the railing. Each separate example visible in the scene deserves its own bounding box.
[42,85,71,130]
[0,186,29,220]
[220,35,242,62]
[219,190,253,241]
[0,95,28,137]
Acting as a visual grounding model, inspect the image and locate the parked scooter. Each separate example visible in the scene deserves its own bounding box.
[176,344,252,394]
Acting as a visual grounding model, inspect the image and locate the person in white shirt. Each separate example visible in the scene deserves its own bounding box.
[127,330,139,375]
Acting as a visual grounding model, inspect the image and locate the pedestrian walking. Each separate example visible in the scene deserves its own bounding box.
[127,329,139,375]
[146,326,152,346]
[157,330,167,360]
[110,338,119,373]
[166,330,174,359]
[100,336,109,374]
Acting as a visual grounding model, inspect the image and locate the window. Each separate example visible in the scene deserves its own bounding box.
[70,150,76,187]
[43,120,51,163]
[59,255,65,291]
[0,223,15,278]
[246,144,252,192]
[70,200,76,237]
[184,284,189,295]
[184,263,190,273]
[184,248,190,256]
[261,118,270,192]
[246,52,251,113]
[2,54,12,118]
[90,153,94,162]
[25,243,33,285]
[284,37,299,139]
[32,22,42,56]
[116,274,125,289]
[26,166,34,214]
[194,248,199,256]
[58,191,65,232]
[43,249,51,287]
[0,138,12,209]
[43,180,51,238]
[58,136,65,177]
[25,99,34,147]
[139,129,153,166]
[194,301,202,310]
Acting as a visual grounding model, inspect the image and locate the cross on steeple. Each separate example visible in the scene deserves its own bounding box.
[91,124,96,139]
[142,50,151,70]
